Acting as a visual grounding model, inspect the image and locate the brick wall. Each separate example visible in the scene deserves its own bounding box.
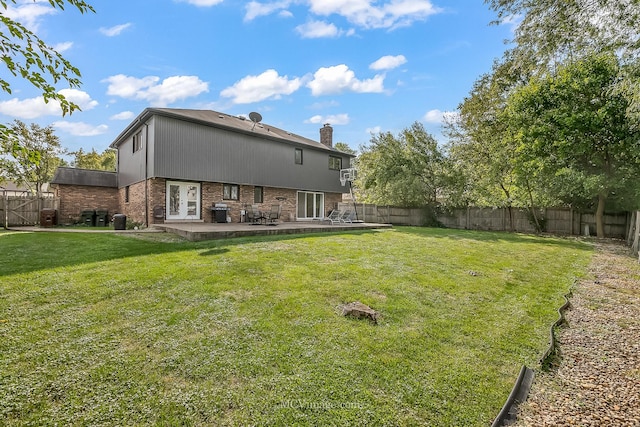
[119,180,147,225]
[116,178,345,225]
[202,183,299,223]
[53,184,119,225]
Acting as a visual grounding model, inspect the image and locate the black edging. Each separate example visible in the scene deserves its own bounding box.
[539,289,572,368]
[492,285,574,426]
[491,365,534,427]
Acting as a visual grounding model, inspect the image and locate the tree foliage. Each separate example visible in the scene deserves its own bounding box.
[70,148,116,171]
[505,52,640,236]
[357,122,447,207]
[486,0,640,63]
[0,120,65,195]
[0,0,95,116]
[334,142,356,155]
[445,58,526,210]
[486,0,640,120]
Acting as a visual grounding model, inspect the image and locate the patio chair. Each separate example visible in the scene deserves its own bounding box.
[340,209,355,223]
[325,209,342,224]
[246,205,265,224]
[267,204,282,225]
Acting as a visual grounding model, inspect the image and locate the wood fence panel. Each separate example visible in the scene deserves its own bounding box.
[2,195,59,227]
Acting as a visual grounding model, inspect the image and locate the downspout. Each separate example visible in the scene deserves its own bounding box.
[144,123,149,227]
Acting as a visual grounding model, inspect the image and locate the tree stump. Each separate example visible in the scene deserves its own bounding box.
[341,301,380,324]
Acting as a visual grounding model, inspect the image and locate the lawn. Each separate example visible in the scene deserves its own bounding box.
[0,227,592,426]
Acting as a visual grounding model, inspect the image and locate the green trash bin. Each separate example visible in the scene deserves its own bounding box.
[95,210,109,227]
[80,210,95,226]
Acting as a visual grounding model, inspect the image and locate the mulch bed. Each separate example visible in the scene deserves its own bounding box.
[514,241,640,427]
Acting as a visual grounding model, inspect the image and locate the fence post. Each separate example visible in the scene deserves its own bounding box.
[3,192,7,229]
[631,211,640,256]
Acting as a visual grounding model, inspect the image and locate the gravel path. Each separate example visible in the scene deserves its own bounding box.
[514,241,640,427]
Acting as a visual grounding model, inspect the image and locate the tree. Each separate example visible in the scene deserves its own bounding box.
[0,120,65,196]
[444,57,540,228]
[357,122,447,207]
[504,52,640,237]
[486,0,640,119]
[70,148,116,171]
[334,142,356,155]
[486,0,640,63]
[1,0,95,116]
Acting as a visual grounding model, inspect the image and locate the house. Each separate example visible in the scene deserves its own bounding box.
[52,108,355,225]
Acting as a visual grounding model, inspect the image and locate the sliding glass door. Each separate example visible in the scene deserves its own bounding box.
[296,191,324,220]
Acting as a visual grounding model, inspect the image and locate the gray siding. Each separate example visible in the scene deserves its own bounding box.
[117,119,152,187]
[152,116,348,193]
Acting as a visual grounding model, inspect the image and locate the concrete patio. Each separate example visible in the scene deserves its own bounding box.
[154,220,392,241]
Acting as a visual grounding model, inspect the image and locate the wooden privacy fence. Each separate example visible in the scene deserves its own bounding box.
[339,203,632,239]
[1,193,59,227]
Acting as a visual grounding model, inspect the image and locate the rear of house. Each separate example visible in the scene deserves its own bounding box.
[53,108,354,226]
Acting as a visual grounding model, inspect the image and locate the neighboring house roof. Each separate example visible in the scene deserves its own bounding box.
[110,108,354,156]
[0,181,50,193]
[51,167,117,188]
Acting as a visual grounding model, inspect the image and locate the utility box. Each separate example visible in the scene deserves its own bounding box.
[80,210,96,226]
[113,214,126,230]
[95,210,109,227]
[40,209,57,227]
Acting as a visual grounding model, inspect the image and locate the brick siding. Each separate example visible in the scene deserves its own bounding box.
[58,178,344,226]
[52,184,119,225]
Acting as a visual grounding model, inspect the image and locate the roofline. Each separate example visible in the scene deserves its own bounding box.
[109,108,356,157]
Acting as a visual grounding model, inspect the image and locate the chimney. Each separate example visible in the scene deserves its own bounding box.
[319,123,333,148]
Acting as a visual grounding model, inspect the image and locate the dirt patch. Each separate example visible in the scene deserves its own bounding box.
[515,241,640,426]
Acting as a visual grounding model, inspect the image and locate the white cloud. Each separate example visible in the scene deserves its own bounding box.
[220,69,302,104]
[110,111,136,120]
[103,74,209,107]
[53,121,109,136]
[308,0,441,30]
[295,20,340,38]
[99,23,132,37]
[500,14,522,33]
[178,0,225,6]
[245,0,292,21]
[305,113,350,125]
[307,64,384,96]
[366,126,382,134]
[3,1,56,32]
[424,109,459,124]
[53,41,74,53]
[370,54,407,70]
[0,89,98,119]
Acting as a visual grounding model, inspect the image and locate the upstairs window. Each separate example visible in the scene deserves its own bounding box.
[295,148,303,165]
[133,131,142,153]
[329,155,342,170]
[223,184,239,200]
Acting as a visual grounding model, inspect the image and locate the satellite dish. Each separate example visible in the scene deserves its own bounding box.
[249,112,262,130]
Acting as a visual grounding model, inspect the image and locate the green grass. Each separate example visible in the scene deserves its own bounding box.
[0,227,592,426]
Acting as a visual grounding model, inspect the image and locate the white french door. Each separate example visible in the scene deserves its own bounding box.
[166,181,201,220]
[296,191,324,220]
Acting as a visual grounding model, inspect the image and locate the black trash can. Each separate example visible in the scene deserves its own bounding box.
[40,209,57,227]
[80,210,96,226]
[95,210,109,227]
[113,214,126,230]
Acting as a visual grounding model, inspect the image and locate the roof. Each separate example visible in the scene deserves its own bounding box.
[51,167,118,188]
[110,108,355,156]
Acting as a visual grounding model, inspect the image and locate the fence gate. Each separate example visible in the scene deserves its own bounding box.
[1,194,59,227]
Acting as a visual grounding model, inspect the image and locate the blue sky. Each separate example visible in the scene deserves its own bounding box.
[0,0,515,154]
